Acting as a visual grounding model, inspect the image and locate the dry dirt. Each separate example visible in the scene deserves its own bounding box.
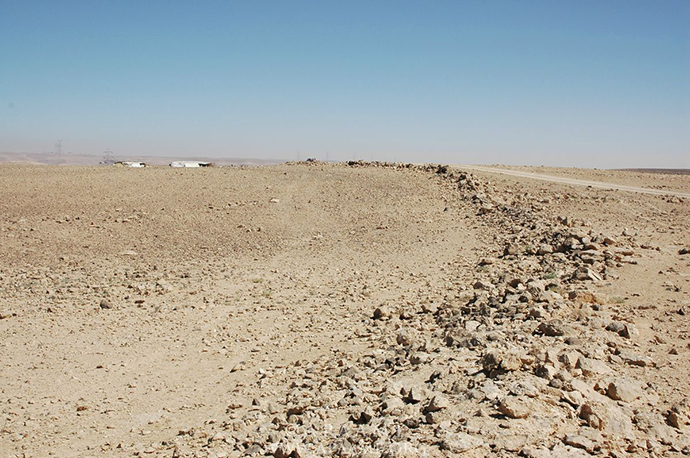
[487,165,690,195]
[0,162,688,458]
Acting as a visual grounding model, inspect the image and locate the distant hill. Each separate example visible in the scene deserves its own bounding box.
[0,151,286,166]
[614,168,690,175]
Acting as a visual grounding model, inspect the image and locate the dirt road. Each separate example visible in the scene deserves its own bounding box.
[462,165,690,198]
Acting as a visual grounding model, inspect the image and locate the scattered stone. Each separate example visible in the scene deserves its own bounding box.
[396,329,415,346]
[373,306,390,320]
[603,236,617,246]
[500,353,523,372]
[606,379,644,402]
[537,320,566,337]
[666,410,682,429]
[405,386,428,404]
[563,434,595,452]
[538,244,554,255]
[577,357,612,377]
[497,396,531,419]
[350,406,375,424]
[559,351,581,369]
[425,394,449,413]
[573,267,602,282]
[606,321,625,334]
[509,381,539,398]
[118,250,138,256]
[535,364,558,380]
[440,433,484,453]
[562,390,584,408]
[273,441,302,458]
[504,244,519,256]
[382,396,405,414]
[617,350,653,367]
[465,320,481,332]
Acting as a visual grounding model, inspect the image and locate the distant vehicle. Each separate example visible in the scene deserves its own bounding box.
[306,157,317,163]
[169,161,214,168]
[114,161,147,168]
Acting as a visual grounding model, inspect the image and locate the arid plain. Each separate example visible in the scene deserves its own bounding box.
[1,162,688,457]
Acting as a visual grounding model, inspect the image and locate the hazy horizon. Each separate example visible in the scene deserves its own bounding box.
[2,1,688,169]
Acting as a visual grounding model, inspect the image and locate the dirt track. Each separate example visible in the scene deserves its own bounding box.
[1,162,689,457]
[462,166,690,198]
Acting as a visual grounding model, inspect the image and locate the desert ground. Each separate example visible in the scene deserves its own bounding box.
[1,162,688,458]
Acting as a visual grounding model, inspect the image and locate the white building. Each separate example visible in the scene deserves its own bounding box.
[169,161,213,168]
[115,161,147,168]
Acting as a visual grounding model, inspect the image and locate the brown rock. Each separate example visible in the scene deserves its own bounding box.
[373,306,390,320]
[406,386,428,404]
[273,441,303,458]
[666,410,682,429]
[396,329,415,346]
[537,320,566,337]
[425,394,449,413]
[504,244,519,256]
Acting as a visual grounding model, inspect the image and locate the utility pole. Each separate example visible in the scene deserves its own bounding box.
[54,140,63,163]
[103,149,114,165]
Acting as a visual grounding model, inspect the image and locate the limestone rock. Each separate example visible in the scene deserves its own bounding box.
[441,432,485,453]
[497,396,531,419]
[606,379,644,402]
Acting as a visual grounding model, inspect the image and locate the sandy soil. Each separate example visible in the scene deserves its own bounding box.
[1,163,688,458]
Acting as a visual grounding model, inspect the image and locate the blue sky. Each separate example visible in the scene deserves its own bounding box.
[1,1,688,167]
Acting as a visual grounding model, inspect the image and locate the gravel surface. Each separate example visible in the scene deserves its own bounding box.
[1,162,688,457]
